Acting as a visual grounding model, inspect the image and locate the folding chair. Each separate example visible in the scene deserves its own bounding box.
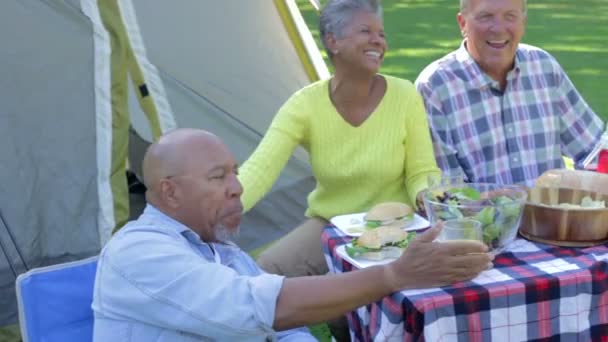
[15,256,98,342]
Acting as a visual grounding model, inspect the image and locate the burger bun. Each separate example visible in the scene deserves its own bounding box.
[364,202,413,226]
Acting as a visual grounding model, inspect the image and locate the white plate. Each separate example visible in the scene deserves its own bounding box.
[335,245,395,269]
[330,212,430,237]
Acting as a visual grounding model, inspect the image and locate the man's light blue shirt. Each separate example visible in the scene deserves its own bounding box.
[92,205,314,341]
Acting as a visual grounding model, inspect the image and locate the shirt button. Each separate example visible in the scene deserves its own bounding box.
[507,127,513,132]
[513,157,519,162]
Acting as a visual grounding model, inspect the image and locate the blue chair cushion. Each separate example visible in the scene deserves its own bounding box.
[16,256,98,342]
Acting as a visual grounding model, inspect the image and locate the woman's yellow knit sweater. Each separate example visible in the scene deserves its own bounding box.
[238,75,440,220]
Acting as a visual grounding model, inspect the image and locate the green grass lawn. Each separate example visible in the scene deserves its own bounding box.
[297,0,608,120]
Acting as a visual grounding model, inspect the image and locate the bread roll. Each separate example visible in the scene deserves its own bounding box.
[357,226,409,249]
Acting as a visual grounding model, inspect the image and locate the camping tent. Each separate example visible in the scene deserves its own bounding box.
[0,0,328,327]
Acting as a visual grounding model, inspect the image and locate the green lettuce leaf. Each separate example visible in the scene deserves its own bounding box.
[345,242,380,258]
[448,187,481,200]
[473,207,495,226]
[483,223,501,245]
[365,221,382,228]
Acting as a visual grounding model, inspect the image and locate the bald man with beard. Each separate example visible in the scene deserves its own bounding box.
[92,128,492,342]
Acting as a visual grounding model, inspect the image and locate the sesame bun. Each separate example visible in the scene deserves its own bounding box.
[364,202,413,224]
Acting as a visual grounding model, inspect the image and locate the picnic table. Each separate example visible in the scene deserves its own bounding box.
[322,225,608,341]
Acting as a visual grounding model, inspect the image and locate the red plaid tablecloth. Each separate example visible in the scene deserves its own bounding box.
[322,226,608,341]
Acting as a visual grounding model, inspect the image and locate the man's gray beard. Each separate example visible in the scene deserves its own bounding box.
[214,223,240,243]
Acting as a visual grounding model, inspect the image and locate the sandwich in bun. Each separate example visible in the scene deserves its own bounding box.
[364,202,414,228]
[346,226,415,261]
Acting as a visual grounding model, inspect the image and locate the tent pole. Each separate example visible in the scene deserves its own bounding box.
[0,208,28,274]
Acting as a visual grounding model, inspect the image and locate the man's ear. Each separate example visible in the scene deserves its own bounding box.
[457,13,467,38]
[160,179,180,209]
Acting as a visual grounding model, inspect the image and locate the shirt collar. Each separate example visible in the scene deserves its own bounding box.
[141,204,240,263]
[142,204,193,235]
[456,40,523,90]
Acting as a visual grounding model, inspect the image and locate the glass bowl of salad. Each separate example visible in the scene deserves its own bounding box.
[423,183,528,252]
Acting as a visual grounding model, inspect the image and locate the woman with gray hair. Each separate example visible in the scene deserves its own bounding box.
[239,1,439,338]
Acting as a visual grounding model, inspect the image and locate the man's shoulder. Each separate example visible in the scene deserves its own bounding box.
[415,49,466,87]
[516,43,556,63]
[101,221,184,261]
[515,44,565,80]
[114,218,180,240]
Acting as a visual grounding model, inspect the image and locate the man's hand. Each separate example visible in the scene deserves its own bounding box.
[275,222,491,330]
[383,223,492,291]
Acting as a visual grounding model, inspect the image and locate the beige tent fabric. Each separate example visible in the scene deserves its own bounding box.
[127,0,328,148]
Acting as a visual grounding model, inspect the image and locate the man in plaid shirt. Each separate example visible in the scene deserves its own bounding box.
[415,0,605,187]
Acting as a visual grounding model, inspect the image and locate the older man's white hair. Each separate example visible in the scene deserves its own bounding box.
[460,0,527,14]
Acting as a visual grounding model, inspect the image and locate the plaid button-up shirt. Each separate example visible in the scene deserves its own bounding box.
[415,42,604,186]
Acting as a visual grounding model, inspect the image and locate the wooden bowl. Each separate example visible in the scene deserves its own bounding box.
[535,169,608,195]
[520,187,608,246]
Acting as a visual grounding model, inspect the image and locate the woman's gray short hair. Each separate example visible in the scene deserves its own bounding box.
[460,0,527,14]
[319,0,382,60]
